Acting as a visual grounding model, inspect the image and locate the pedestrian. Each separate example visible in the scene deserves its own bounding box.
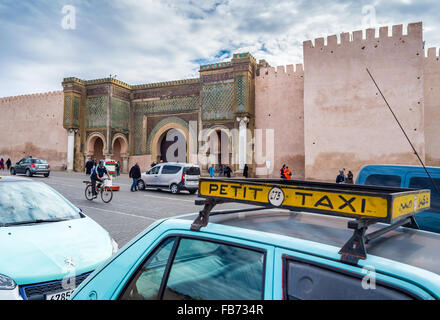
[280,164,287,179]
[209,164,215,178]
[285,166,292,180]
[85,159,93,175]
[116,161,121,176]
[151,161,157,168]
[336,169,346,184]
[129,162,141,192]
[224,166,232,178]
[219,165,224,177]
[6,158,11,170]
[243,164,249,178]
[347,170,354,184]
[0,158,4,171]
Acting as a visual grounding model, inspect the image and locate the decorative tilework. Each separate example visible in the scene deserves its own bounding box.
[64,96,72,126]
[236,76,246,113]
[134,96,200,115]
[73,96,80,126]
[86,96,108,128]
[202,82,234,120]
[132,106,145,155]
[111,97,129,130]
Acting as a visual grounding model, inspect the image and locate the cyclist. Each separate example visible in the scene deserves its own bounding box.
[90,160,110,199]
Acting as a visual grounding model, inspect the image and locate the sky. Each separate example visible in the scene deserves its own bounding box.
[0,0,439,97]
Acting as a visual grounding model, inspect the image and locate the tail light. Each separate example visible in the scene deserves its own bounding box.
[30,164,35,168]
[181,172,185,183]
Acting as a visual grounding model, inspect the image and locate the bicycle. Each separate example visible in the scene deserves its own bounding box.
[84,178,113,203]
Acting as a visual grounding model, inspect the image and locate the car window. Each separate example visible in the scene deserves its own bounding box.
[284,258,415,300]
[364,174,401,187]
[409,177,440,213]
[162,165,182,175]
[0,181,81,226]
[162,238,265,300]
[183,167,200,175]
[149,166,161,175]
[120,237,176,300]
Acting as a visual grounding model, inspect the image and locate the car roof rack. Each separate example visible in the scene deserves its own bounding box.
[191,178,431,265]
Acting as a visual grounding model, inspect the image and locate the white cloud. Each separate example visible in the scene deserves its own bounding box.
[0,0,439,97]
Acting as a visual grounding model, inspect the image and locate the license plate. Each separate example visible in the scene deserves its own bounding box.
[46,289,74,300]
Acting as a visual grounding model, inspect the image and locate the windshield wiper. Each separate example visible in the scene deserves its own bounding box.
[1,218,69,227]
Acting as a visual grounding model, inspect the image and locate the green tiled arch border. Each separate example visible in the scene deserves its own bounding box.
[146,116,189,154]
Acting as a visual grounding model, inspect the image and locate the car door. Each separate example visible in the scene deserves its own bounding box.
[273,248,431,300]
[159,165,182,187]
[145,166,161,187]
[116,233,274,300]
[17,158,27,173]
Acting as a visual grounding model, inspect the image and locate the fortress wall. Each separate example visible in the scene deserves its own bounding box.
[0,91,68,170]
[303,22,425,181]
[424,47,440,166]
[255,64,305,178]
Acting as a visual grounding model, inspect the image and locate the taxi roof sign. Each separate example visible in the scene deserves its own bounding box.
[193,178,431,264]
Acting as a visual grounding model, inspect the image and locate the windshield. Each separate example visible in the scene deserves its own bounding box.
[0,181,81,226]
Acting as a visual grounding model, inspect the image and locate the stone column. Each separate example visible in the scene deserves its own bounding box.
[67,129,75,171]
[237,116,249,170]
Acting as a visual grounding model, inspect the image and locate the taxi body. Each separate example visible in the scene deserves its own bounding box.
[0,176,118,300]
[72,209,440,300]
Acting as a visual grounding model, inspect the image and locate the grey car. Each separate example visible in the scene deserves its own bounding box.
[137,163,200,194]
[10,158,50,177]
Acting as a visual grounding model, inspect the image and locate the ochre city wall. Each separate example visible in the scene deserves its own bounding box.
[303,22,425,181]
[255,64,305,178]
[0,91,68,170]
[424,47,440,166]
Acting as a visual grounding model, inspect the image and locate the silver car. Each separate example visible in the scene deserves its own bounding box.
[137,163,200,194]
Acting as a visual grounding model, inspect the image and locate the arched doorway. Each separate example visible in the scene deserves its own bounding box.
[86,133,107,163]
[93,138,104,161]
[205,126,232,168]
[159,128,186,163]
[112,134,129,172]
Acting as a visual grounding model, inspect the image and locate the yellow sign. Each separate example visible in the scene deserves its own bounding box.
[392,191,431,219]
[199,180,391,219]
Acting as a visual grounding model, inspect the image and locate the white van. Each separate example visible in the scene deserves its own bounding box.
[137,163,200,194]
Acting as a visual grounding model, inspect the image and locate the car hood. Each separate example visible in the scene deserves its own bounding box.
[0,217,113,285]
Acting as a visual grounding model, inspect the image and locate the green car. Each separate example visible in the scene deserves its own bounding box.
[72,178,440,300]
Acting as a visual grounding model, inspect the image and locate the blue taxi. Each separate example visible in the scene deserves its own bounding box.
[0,176,118,300]
[72,178,440,300]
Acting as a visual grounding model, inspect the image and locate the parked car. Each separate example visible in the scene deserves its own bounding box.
[356,164,440,233]
[137,163,200,194]
[10,158,50,177]
[0,176,118,300]
[72,178,440,300]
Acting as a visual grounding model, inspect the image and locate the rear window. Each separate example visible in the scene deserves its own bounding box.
[30,159,47,164]
[183,167,200,175]
[409,177,440,213]
[284,258,414,300]
[364,174,401,187]
[162,165,182,174]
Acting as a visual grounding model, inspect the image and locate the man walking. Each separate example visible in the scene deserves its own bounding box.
[129,162,141,192]
[243,164,249,178]
[6,158,11,171]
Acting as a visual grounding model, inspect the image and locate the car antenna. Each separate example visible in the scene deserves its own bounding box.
[366,67,440,197]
